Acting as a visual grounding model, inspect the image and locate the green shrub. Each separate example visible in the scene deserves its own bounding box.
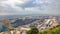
[27,27,39,34]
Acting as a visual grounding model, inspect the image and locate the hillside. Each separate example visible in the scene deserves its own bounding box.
[39,25,60,34]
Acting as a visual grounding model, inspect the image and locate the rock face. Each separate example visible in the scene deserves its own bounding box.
[25,17,59,32]
[0,27,30,34]
[1,19,13,32]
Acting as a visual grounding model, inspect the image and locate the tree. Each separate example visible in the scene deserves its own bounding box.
[27,27,39,34]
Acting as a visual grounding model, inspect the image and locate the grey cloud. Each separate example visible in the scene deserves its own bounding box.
[0,0,60,15]
[0,0,7,1]
[0,4,16,13]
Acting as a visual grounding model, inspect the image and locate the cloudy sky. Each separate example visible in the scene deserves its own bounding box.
[0,0,60,15]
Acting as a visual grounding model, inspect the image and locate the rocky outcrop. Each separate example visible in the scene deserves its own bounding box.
[2,19,13,32]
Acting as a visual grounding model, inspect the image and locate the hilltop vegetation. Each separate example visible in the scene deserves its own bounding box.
[39,25,60,34]
[27,27,39,34]
[27,25,60,34]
